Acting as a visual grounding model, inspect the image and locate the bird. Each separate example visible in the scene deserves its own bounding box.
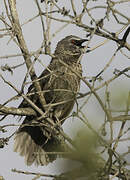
[14,35,87,166]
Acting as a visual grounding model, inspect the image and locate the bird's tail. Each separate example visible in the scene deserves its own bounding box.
[14,132,50,166]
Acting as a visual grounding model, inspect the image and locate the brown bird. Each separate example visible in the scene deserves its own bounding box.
[14,35,87,166]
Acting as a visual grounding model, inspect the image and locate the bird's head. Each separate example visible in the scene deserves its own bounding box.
[54,35,88,63]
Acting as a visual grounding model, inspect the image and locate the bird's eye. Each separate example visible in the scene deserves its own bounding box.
[71,39,76,44]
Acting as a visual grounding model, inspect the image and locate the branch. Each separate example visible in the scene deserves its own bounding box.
[112,115,130,121]
[77,23,130,51]
[122,26,130,42]
[8,0,46,109]
[41,11,130,50]
[78,67,130,99]
[0,73,75,149]
[58,59,112,121]
[12,169,58,179]
[0,104,36,116]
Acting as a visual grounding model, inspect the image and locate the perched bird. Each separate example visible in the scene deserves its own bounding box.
[14,35,87,166]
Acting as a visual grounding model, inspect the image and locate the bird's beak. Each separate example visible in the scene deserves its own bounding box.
[76,39,88,47]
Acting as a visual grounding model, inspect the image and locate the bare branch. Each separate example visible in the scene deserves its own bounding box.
[0,104,36,116]
[8,0,46,109]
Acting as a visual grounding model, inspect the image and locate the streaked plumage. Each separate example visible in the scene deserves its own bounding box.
[14,35,87,166]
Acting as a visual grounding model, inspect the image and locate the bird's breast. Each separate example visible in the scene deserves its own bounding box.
[41,62,82,121]
[48,63,82,92]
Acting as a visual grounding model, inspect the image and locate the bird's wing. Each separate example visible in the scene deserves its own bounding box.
[18,63,53,109]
